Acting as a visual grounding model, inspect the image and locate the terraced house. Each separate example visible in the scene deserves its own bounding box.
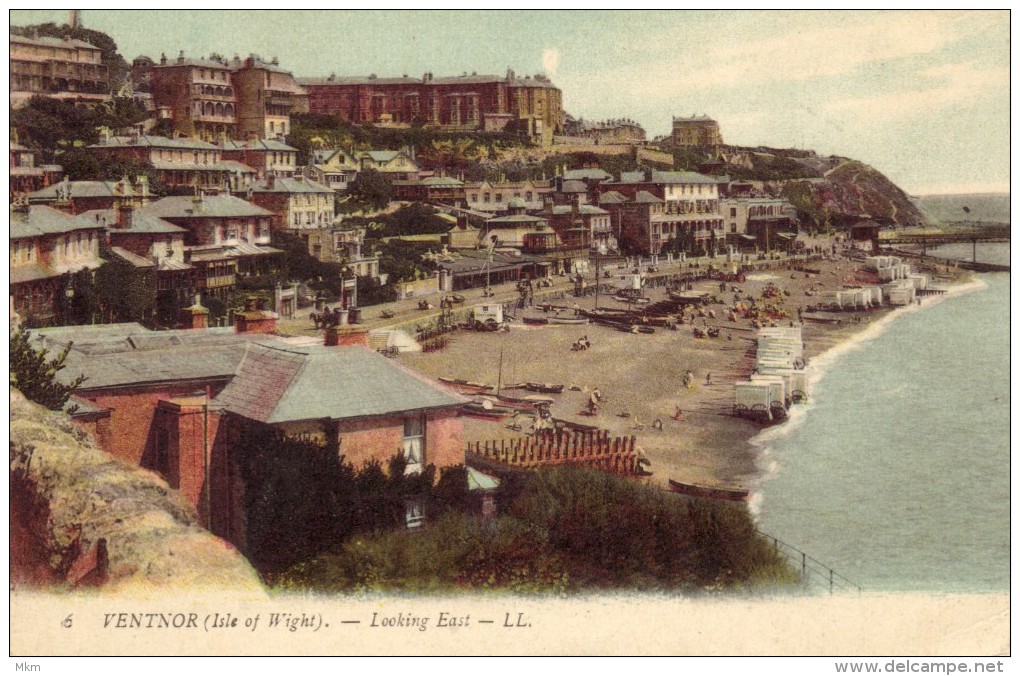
[133,194,281,303]
[88,134,258,191]
[9,33,109,108]
[9,203,105,323]
[241,175,335,230]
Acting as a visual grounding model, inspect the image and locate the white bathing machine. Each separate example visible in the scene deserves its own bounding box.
[734,381,776,423]
[757,367,809,403]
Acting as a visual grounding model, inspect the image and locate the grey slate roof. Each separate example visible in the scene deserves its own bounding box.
[485,213,547,225]
[214,343,464,423]
[246,177,333,194]
[138,195,273,219]
[549,204,609,216]
[28,181,118,201]
[31,325,249,389]
[634,191,664,203]
[10,262,57,284]
[11,34,100,50]
[615,171,717,185]
[78,208,186,234]
[598,191,628,204]
[299,76,420,86]
[221,139,298,152]
[108,246,155,268]
[90,135,219,151]
[420,177,463,187]
[10,205,105,239]
[563,169,612,181]
[558,179,588,193]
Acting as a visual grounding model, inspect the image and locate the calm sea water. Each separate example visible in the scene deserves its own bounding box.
[753,269,1010,593]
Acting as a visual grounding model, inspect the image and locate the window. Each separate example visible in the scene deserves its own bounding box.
[402,415,425,475]
[495,194,503,203]
[483,193,490,203]
[525,191,532,201]
[730,207,737,217]
[404,497,425,529]
[470,194,478,202]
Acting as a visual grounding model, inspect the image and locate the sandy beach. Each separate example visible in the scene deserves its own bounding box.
[275,243,972,493]
[391,249,972,492]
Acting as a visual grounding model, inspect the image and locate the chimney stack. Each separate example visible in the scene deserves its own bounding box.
[114,203,133,229]
[178,295,210,330]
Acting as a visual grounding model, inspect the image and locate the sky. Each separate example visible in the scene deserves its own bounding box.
[9,9,1011,195]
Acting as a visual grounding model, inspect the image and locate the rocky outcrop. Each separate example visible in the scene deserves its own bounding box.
[10,388,264,595]
[782,161,929,229]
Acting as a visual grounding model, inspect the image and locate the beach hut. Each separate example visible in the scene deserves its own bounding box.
[734,382,774,423]
[750,374,789,407]
[757,367,809,403]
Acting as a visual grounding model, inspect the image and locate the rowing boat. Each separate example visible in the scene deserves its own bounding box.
[668,479,749,502]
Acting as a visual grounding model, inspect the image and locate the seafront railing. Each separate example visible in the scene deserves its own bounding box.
[758,530,862,594]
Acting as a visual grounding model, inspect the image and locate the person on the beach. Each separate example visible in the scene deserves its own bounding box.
[705,373,712,386]
[672,406,684,421]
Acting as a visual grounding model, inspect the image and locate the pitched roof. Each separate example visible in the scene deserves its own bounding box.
[213,343,464,424]
[634,191,663,203]
[549,204,609,216]
[485,213,548,225]
[246,177,333,194]
[220,139,298,152]
[359,150,408,163]
[108,246,156,268]
[558,179,588,193]
[598,191,628,204]
[10,34,101,51]
[31,325,250,389]
[78,208,186,234]
[563,168,612,181]
[90,135,219,151]
[612,170,717,186]
[10,262,57,284]
[651,171,718,184]
[298,75,420,86]
[421,176,463,187]
[10,205,105,239]
[28,181,118,200]
[138,195,273,219]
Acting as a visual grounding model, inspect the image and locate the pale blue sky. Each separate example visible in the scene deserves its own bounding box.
[10,9,1010,195]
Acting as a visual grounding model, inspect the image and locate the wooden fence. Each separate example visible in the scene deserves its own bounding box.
[466,430,641,475]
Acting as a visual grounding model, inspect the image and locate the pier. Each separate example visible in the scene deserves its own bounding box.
[878,224,1010,271]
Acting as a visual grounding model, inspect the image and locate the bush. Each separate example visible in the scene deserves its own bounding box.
[9,324,86,410]
[275,466,796,593]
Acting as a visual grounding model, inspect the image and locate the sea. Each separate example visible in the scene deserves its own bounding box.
[752,246,1010,593]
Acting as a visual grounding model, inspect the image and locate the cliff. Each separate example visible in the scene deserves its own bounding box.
[9,388,265,595]
[781,160,929,229]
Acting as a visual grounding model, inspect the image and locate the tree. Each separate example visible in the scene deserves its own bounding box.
[340,168,395,214]
[9,324,87,410]
[94,256,157,324]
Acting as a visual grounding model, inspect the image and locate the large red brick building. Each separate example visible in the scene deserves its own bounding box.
[297,69,564,146]
[149,52,306,142]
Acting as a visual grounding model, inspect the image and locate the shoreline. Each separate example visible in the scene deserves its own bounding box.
[745,274,990,509]
[395,249,983,495]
